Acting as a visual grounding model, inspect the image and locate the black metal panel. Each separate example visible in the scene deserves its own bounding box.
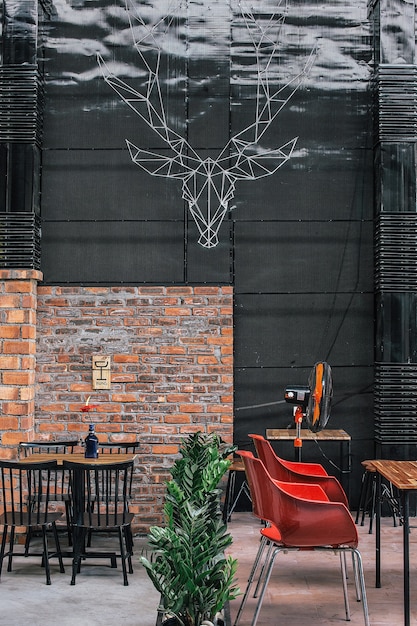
[233,148,374,221]
[41,221,185,284]
[0,212,41,269]
[42,82,187,150]
[378,143,417,213]
[41,149,184,221]
[234,220,373,293]
[186,222,232,283]
[234,293,374,368]
[375,292,417,363]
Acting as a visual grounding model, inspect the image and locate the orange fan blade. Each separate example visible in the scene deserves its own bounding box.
[312,362,324,425]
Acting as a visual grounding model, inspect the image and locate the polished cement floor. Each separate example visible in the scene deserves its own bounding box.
[0,513,414,626]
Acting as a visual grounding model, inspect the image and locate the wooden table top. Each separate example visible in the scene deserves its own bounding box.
[266,428,351,441]
[370,460,417,491]
[20,453,137,466]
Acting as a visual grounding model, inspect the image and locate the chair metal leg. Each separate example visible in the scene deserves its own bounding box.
[253,539,274,598]
[233,534,269,626]
[351,550,362,602]
[250,546,282,626]
[339,550,350,621]
[352,548,370,626]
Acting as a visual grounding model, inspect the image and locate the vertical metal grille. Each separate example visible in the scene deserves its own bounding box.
[375,363,417,443]
[0,65,44,146]
[375,214,417,291]
[0,213,41,269]
[374,65,417,142]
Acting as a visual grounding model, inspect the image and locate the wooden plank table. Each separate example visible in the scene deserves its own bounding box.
[266,429,351,495]
[371,460,417,626]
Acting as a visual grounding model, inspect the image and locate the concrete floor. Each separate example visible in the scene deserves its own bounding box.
[228,512,414,626]
[0,513,413,626]
[0,534,160,626]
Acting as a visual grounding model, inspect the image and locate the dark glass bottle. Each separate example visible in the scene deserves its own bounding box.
[84,423,98,458]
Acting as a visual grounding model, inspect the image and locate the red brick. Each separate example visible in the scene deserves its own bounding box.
[0,326,20,339]
[179,404,204,413]
[152,444,179,454]
[197,356,218,364]
[5,281,33,294]
[110,393,137,403]
[1,432,25,445]
[165,414,191,424]
[0,294,21,308]
[21,326,36,339]
[3,341,35,355]
[113,355,140,363]
[0,417,19,430]
[164,307,192,316]
[2,402,30,416]
[0,356,20,369]
[0,386,20,400]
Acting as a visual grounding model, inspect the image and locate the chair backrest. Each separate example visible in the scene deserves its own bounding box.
[249,433,327,476]
[0,460,60,526]
[97,442,139,454]
[63,460,134,527]
[249,433,348,505]
[238,450,358,549]
[18,440,80,458]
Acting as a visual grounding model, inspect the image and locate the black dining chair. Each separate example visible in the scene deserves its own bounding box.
[18,440,80,552]
[0,459,65,585]
[63,459,135,586]
[18,440,80,458]
[85,441,139,547]
[97,442,139,454]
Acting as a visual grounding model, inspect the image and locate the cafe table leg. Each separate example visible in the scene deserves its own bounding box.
[402,491,410,626]
[70,467,85,585]
[376,472,381,588]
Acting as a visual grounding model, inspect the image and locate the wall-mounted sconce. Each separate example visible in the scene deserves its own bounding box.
[92,355,111,390]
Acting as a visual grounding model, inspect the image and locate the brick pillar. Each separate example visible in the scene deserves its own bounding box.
[0,269,42,458]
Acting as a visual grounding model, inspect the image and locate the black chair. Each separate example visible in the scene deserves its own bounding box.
[63,459,135,586]
[97,442,139,454]
[0,459,65,585]
[85,442,138,547]
[18,440,80,552]
[18,440,80,458]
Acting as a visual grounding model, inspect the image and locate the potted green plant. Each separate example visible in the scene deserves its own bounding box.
[140,431,240,626]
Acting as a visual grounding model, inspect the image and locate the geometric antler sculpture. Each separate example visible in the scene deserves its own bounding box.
[98,0,315,248]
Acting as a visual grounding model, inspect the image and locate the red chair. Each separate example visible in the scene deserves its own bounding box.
[234,451,369,626]
[249,433,348,505]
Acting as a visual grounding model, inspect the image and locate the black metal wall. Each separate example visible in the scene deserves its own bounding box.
[2,0,376,504]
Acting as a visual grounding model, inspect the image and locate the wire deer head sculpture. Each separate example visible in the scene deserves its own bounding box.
[98,0,315,248]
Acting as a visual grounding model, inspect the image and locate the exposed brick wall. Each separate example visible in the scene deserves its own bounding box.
[35,285,234,533]
[0,269,42,457]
